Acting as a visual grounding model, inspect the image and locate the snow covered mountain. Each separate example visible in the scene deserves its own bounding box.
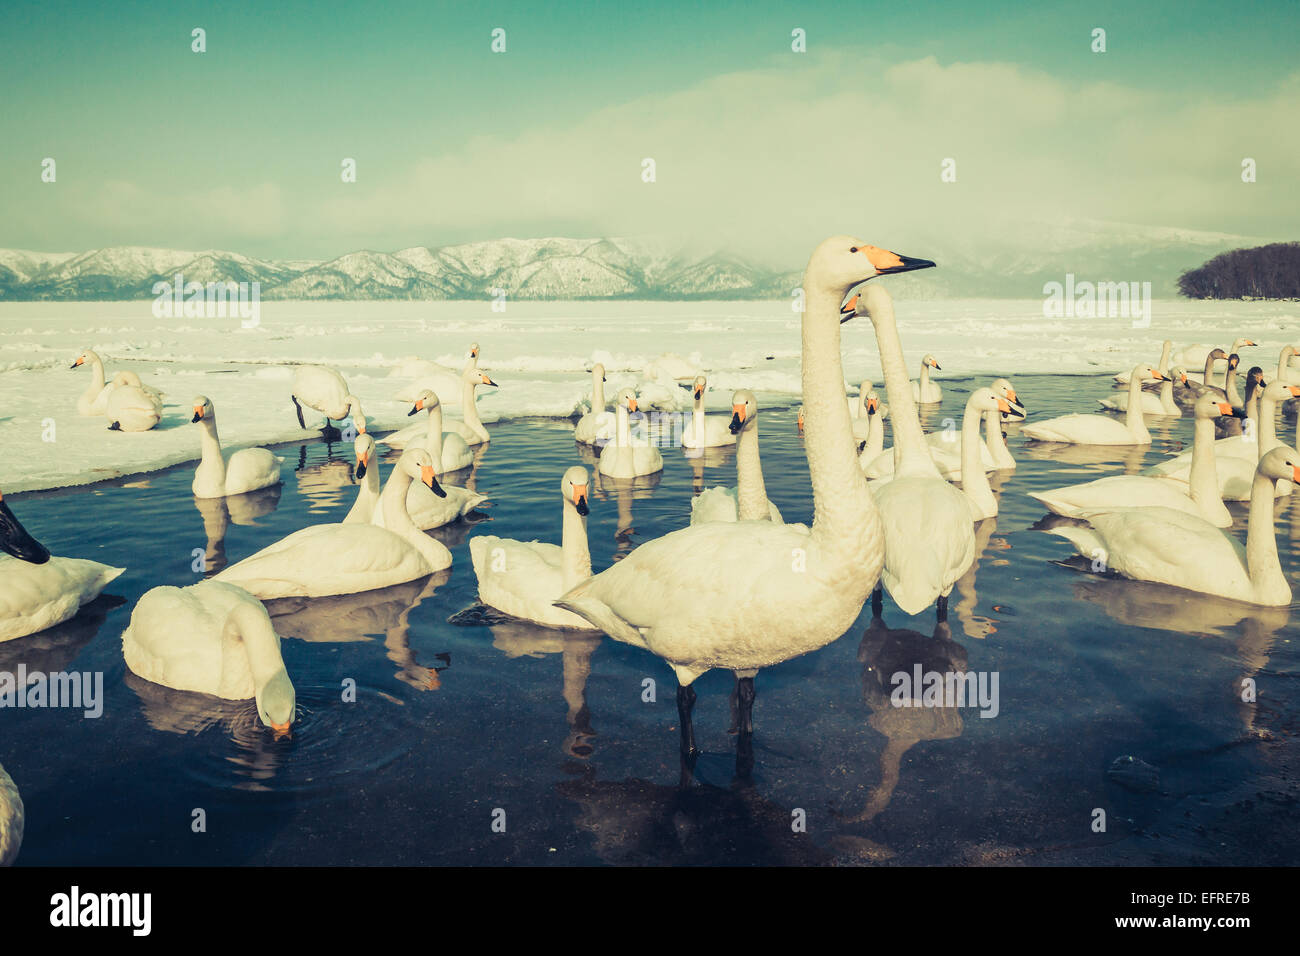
[0,222,1268,301]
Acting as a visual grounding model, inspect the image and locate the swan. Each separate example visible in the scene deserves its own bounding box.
[290,365,365,433]
[392,342,480,405]
[556,238,931,754]
[1114,341,1172,385]
[1021,365,1162,444]
[1031,393,1242,527]
[469,466,598,630]
[910,354,942,404]
[1174,338,1256,385]
[574,363,616,446]
[0,759,19,866]
[0,491,124,643]
[191,396,283,498]
[70,349,113,416]
[854,392,887,465]
[216,448,451,598]
[1045,445,1299,607]
[442,366,497,445]
[690,390,784,524]
[1186,353,1240,400]
[1100,367,1189,416]
[344,433,381,524]
[954,388,1024,520]
[1144,369,1266,477]
[863,405,999,481]
[378,389,474,471]
[121,580,296,735]
[597,389,664,479]
[985,378,1021,470]
[847,380,873,419]
[681,375,737,449]
[1150,380,1299,500]
[104,372,162,432]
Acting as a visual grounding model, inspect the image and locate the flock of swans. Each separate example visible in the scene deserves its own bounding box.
[3,234,1299,864]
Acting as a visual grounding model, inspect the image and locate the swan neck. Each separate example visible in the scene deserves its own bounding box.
[461,380,483,429]
[1246,468,1286,599]
[1188,417,1220,507]
[735,422,769,520]
[1126,373,1150,440]
[869,295,933,474]
[198,418,226,479]
[427,404,445,459]
[961,402,994,511]
[230,602,288,689]
[561,500,592,590]
[983,408,1008,458]
[592,371,605,410]
[381,466,418,536]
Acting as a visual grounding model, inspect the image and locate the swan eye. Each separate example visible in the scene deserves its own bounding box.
[849,246,858,253]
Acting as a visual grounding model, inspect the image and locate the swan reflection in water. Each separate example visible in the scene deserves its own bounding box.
[192,484,282,574]
[294,441,357,514]
[590,468,661,560]
[264,572,452,692]
[0,593,126,676]
[833,611,968,827]
[951,516,1012,641]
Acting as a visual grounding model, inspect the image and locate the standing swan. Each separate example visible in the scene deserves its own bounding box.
[290,365,365,434]
[191,396,283,498]
[598,389,664,479]
[216,448,450,598]
[0,760,21,866]
[681,375,737,449]
[911,355,942,404]
[557,237,933,757]
[1045,446,1300,607]
[1021,365,1162,444]
[574,364,615,445]
[122,580,297,735]
[469,466,597,629]
[691,390,784,524]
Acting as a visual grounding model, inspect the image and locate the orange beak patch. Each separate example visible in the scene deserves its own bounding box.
[628,398,638,412]
[271,722,292,740]
[193,405,204,419]
[421,465,436,488]
[1217,402,1233,415]
[997,399,1011,413]
[732,403,747,422]
[861,245,905,273]
[839,293,860,315]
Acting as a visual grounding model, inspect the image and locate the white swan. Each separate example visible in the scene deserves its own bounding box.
[190,396,283,498]
[574,363,616,445]
[469,466,597,630]
[368,429,486,531]
[1174,338,1255,386]
[854,392,887,464]
[1114,341,1172,385]
[863,403,999,482]
[216,448,451,598]
[1022,365,1162,444]
[378,389,474,471]
[0,760,20,866]
[122,580,296,735]
[70,349,113,416]
[985,378,1021,470]
[344,433,380,524]
[0,490,124,643]
[1046,445,1299,607]
[290,365,365,433]
[910,354,942,404]
[442,366,496,445]
[557,238,929,751]
[1031,393,1242,527]
[104,372,162,432]
[598,389,664,479]
[847,380,873,419]
[1099,367,1188,416]
[681,375,737,449]
[690,390,784,524]
[954,388,1024,520]
[392,342,479,405]
[1144,372,1266,478]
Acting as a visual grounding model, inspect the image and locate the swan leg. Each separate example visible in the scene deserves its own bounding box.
[936,594,949,624]
[676,683,698,759]
[292,395,306,429]
[871,586,883,618]
[736,676,756,736]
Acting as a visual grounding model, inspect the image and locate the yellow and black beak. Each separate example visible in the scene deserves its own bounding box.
[70,357,84,368]
[573,484,589,516]
[728,403,747,434]
[270,721,292,741]
[694,386,704,400]
[191,405,205,423]
[482,375,498,387]
[0,494,51,564]
[408,398,425,416]
[356,452,370,479]
[866,396,879,415]
[839,292,860,323]
[422,464,447,498]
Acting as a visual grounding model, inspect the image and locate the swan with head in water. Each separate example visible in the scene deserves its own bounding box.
[691,390,784,524]
[1045,445,1300,607]
[469,466,597,630]
[681,375,737,449]
[122,580,297,737]
[1021,364,1163,444]
[557,237,935,759]
[191,396,283,498]
[290,365,365,436]
[216,448,451,599]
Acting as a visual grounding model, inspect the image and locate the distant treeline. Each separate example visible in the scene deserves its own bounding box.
[1178,242,1300,299]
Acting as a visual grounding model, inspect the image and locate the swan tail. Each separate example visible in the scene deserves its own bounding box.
[554,586,643,647]
[1027,491,1075,517]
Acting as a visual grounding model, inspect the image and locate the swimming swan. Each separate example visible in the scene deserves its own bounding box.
[1021,365,1162,444]
[442,367,497,445]
[378,389,474,471]
[557,238,933,755]
[191,396,283,498]
[1099,367,1189,416]
[1045,445,1300,607]
[574,363,616,446]
[216,448,450,598]
[690,390,784,524]
[681,375,737,449]
[597,389,664,479]
[469,466,597,630]
[911,355,942,404]
[122,580,296,736]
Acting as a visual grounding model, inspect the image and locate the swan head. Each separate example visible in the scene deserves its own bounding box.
[1227,353,1241,371]
[971,386,1025,421]
[922,354,941,370]
[991,378,1024,412]
[0,490,51,564]
[468,342,480,360]
[591,362,606,382]
[69,349,97,369]
[729,390,758,434]
[465,367,497,388]
[408,389,439,416]
[1195,393,1245,420]
[354,433,376,479]
[191,395,214,423]
[1244,367,1266,401]
[796,405,804,432]
[808,237,935,309]
[400,448,446,498]
[1259,445,1300,486]
[562,466,590,516]
[692,375,707,400]
[1235,338,1257,350]
[615,387,638,413]
[865,392,880,416]
[1261,380,1300,405]
[1131,363,1163,383]
[1207,348,1229,364]
[1169,367,1189,387]
[256,668,296,739]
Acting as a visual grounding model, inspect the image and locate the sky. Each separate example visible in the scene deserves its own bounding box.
[1,0,1297,265]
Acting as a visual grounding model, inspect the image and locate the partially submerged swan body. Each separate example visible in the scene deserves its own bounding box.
[1045,446,1299,607]
[681,375,737,449]
[1099,368,1189,416]
[597,389,664,479]
[691,390,784,524]
[122,579,296,735]
[1022,365,1162,444]
[191,396,283,498]
[378,389,474,471]
[574,363,615,445]
[910,354,942,404]
[470,466,597,630]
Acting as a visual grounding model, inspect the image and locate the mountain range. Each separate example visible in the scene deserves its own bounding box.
[0,222,1271,301]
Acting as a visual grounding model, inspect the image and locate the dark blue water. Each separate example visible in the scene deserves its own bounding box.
[3,375,1298,865]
